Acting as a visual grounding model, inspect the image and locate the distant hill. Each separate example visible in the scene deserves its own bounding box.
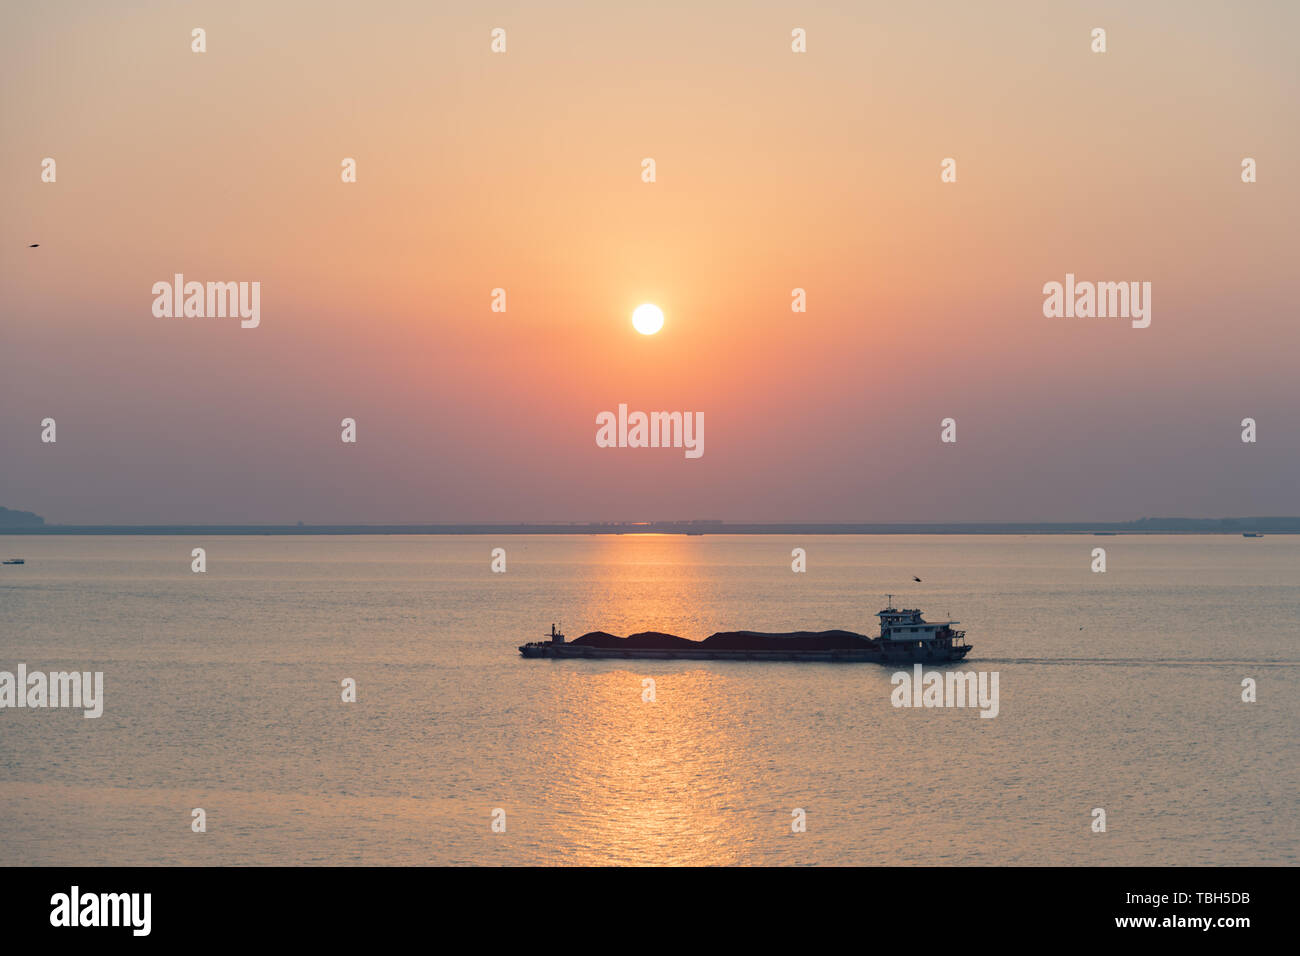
[0,507,45,528]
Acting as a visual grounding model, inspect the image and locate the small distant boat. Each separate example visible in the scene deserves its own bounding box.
[1243,532,1263,538]
[2,558,25,565]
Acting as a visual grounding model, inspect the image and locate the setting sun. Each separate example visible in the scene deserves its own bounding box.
[632,303,664,335]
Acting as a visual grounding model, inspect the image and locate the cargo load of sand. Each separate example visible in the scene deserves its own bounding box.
[571,629,875,651]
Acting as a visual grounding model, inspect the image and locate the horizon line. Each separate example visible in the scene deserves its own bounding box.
[3,516,1298,535]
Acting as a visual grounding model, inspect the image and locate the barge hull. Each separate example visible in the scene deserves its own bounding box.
[518,645,972,663]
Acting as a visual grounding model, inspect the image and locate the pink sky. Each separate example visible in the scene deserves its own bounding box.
[2,1,1297,523]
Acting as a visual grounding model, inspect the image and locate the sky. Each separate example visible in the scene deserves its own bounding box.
[2,0,1298,524]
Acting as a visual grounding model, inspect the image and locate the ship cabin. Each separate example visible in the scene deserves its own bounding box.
[876,600,965,648]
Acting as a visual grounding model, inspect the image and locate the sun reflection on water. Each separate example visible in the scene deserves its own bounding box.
[541,667,768,865]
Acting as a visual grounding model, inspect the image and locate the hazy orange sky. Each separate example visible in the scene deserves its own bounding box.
[3,1,1298,523]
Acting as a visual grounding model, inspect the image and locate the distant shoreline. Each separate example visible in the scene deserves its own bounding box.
[2,519,1297,536]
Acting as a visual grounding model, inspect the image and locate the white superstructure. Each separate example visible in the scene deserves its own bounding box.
[877,596,961,644]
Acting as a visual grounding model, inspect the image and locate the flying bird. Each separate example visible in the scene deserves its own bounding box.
[912,575,922,582]
[28,243,39,248]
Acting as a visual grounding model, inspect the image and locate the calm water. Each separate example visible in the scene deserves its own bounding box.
[0,534,1296,866]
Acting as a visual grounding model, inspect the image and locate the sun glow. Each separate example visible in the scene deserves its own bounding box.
[632,303,664,335]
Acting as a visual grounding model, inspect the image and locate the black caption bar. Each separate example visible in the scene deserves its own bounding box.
[0,866,1276,944]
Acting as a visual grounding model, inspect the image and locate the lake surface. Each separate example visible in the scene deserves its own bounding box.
[1,534,1296,865]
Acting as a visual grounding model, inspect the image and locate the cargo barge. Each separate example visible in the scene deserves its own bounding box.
[518,599,971,663]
